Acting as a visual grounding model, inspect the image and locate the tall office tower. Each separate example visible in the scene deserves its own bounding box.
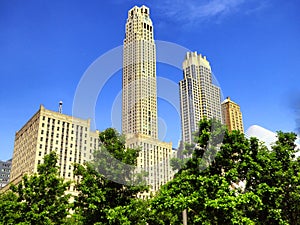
[221,96,244,133]
[0,159,12,189]
[122,5,157,139]
[179,52,222,144]
[8,105,99,193]
[122,6,176,196]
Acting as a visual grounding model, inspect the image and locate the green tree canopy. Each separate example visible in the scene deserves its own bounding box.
[150,119,300,224]
[72,128,148,225]
[0,151,71,225]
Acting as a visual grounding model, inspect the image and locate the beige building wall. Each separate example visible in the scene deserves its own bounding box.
[122,5,158,139]
[221,97,244,132]
[179,52,222,144]
[126,133,176,197]
[122,6,177,195]
[9,105,99,193]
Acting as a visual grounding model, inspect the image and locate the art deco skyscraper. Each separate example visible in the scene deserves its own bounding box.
[221,96,244,132]
[122,5,157,139]
[179,52,222,144]
[122,6,175,196]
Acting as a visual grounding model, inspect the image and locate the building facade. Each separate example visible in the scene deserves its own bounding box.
[126,134,175,197]
[122,6,176,194]
[9,105,99,192]
[122,5,157,139]
[221,96,244,132]
[179,52,222,144]
[0,159,12,189]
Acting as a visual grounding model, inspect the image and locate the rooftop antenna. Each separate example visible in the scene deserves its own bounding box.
[58,101,63,114]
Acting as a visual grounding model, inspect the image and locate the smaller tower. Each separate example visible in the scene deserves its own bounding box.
[221,97,244,132]
[58,101,63,114]
[179,51,222,144]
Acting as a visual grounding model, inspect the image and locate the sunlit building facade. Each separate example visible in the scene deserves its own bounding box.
[122,5,157,139]
[122,6,176,195]
[179,52,222,144]
[221,96,244,132]
[9,105,99,193]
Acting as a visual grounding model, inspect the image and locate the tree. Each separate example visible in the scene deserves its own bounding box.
[0,190,20,224]
[240,131,300,224]
[72,128,148,224]
[150,119,300,224]
[106,198,151,225]
[0,151,72,225]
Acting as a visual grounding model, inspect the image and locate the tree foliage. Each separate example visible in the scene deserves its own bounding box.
[0,151,71,225]
[1,122,299,224]
[0,190,20,224]
[150,119,300,224]
[72,128,148,224]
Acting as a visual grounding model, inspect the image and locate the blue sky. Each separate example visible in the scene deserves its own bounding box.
[1,0,300,160]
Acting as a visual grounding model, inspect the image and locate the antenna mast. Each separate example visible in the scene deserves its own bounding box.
[58,101,63,114]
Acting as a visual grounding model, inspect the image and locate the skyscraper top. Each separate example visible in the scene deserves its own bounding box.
[124,5,154,44]
[128,5,150,17]
[183,51,210,69]
[185,51,207,60]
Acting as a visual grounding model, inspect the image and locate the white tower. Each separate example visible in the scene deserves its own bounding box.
[122,5,158,139]
[122,6,176,196]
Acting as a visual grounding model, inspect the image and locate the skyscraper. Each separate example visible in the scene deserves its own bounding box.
[179,52,222,144]
[221,96,244,132]
[122,6,175,196]
[122,5,157,139]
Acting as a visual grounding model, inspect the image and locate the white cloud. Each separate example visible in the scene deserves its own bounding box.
[155,0,247,24]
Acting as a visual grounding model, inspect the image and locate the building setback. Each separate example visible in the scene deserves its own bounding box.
[221,96,244,133]
[9,105,99,193]
[179,52,222,145]
[0,159,12,189]
[122,5,176,196]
